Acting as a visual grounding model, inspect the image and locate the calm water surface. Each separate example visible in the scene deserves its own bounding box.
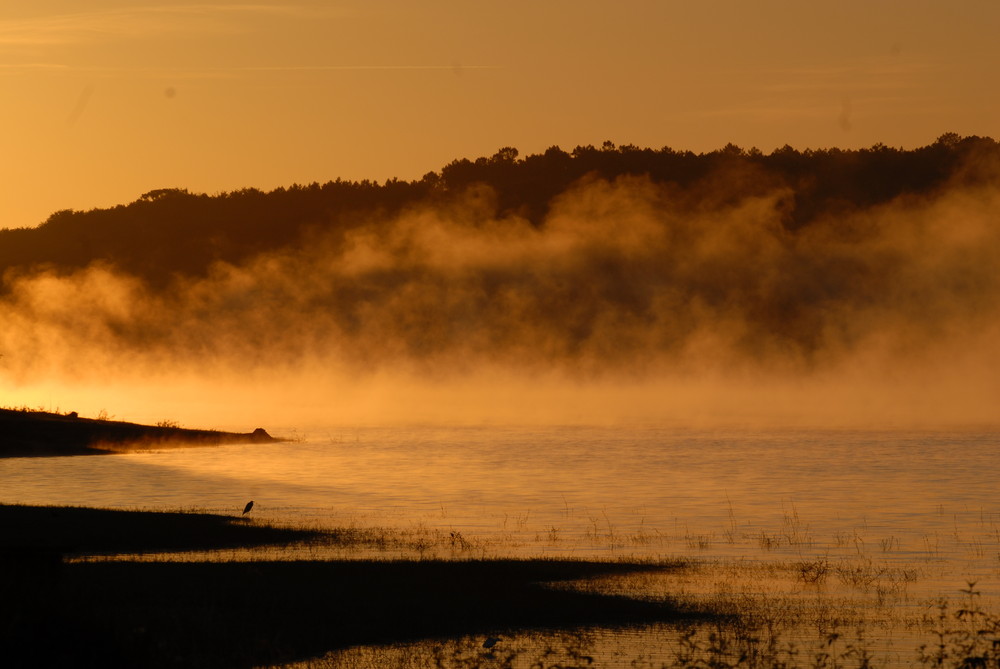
[4,426,999,665]
[2,426,997,562]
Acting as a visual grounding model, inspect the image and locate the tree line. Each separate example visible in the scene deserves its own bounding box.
[0,133,995,292]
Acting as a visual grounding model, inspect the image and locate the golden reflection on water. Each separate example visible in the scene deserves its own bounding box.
[6,426,1000,667]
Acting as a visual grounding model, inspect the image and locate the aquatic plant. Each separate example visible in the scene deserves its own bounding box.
[917,582,1000,669]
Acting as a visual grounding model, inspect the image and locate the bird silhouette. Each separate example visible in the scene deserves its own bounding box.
[242,500,254,515]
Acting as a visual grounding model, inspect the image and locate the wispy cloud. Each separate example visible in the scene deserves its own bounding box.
[688,57,947,125]
[0,5,497,78]
[0,62,499,79]
[755,59,943,95]
[229,64,499,71]
[0,4,334,46]
[0,62,70,71]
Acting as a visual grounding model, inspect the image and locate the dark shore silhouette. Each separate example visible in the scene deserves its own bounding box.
[0,408,280,458]
[0,504,713,669]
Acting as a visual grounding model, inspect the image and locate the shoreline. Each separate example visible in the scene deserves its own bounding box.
[0,503,707,668]
[0,408,282,458]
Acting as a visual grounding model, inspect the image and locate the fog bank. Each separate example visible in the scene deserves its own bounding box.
[2,160,998,428]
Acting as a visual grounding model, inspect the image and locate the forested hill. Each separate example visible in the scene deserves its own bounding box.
[1,133,996,291]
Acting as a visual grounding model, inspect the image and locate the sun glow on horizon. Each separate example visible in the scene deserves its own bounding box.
[1,3,998,432]
[1,1,999,228]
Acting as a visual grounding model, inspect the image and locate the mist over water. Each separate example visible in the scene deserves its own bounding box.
[1,154,999,428]
[2,144,1000,666]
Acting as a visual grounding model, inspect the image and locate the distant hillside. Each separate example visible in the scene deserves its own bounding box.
[1,133,998,388]
[1,134,995,292]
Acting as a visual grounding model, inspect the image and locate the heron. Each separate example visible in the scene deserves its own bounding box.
[242,500,254,515]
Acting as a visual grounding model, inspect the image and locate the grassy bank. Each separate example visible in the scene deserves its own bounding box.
[0,504,710,668]
[0,407,280,457]
[4,559,710,669]
[0,503,319,556]
[5,505,1000,668]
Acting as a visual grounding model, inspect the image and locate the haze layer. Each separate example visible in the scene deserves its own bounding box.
[1,138,997,427]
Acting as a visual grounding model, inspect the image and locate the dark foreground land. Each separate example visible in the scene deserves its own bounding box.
[0,504,712,669]
[0,408,279,457]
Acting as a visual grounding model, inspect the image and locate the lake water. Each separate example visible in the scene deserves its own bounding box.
[3,425,1000,666]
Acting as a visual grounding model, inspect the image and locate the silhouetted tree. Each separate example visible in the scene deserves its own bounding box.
[1,135,995,292]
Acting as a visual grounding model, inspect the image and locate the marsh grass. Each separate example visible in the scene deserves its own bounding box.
[3,558,715,669]
[294,629,607,669]
[7,494,1000,668]
[261,500,1000,668]
[221,495,1000,667]
[288,593,1000,669]
[637,580,1000,669]
[0,503,719,668]
[917,582,1000,668]
[795,558,831,585]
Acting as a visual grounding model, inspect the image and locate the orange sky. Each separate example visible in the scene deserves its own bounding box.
[2,1,999,230]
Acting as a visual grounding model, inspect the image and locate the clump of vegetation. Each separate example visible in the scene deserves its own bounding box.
[917,582,1000,668]
[655,624,879,669]
[795,558,831,585]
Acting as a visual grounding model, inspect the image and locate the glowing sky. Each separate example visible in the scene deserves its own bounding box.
[2,1,999,229]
